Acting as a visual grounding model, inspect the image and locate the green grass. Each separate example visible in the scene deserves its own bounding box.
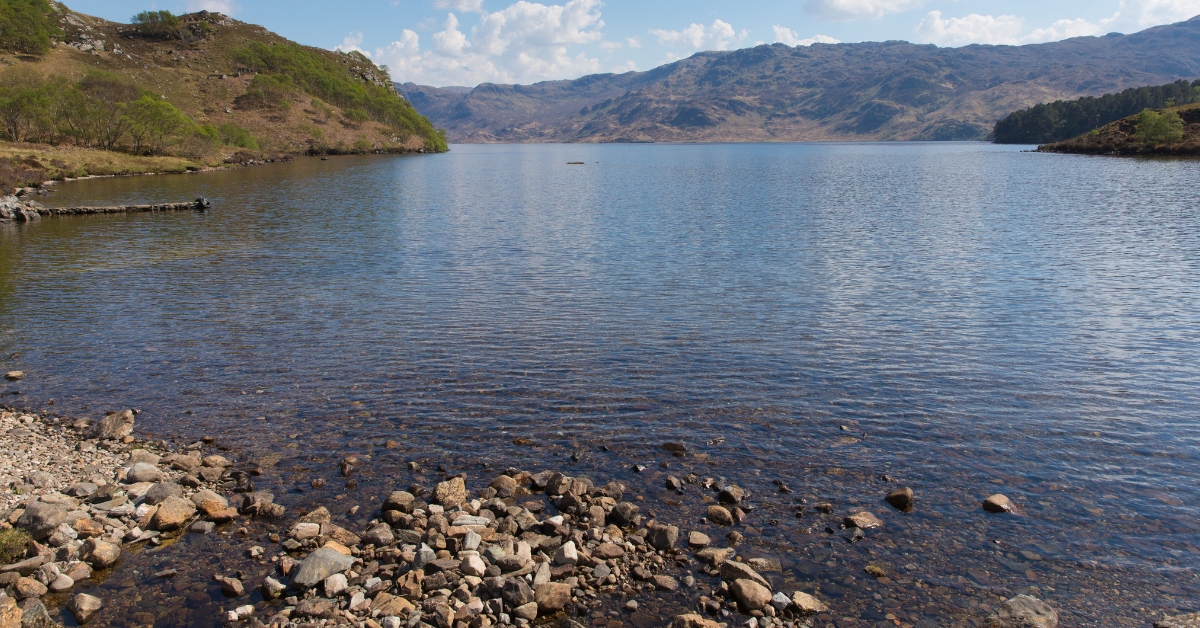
[0,528,30,565]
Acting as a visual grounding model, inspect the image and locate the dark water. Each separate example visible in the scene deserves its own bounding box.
[2,143,1200,627]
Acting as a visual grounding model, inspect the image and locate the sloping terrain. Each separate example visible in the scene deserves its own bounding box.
[2,1,444,154]
[399,15,1200,143]
[1038,103,1200,155]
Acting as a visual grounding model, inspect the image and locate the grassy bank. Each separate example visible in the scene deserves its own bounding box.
[0,141,214,191]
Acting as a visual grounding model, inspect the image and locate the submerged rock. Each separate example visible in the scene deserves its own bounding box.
[984,494,1016,513]
[987,595,1058,627]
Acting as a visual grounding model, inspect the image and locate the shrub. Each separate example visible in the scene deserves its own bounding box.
[1136,108,1184,146]
[217,122,258,149]
[125,93,191,154]
[234,73,295,110]
[0,0,62,55]
[131,10,181,39]
[0,528,31,565]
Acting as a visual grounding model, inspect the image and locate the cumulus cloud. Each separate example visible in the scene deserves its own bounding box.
[335,31,371,56]
[804,0,929,21]
[1134,0,1200,25]
[185,0,239,14]
[772,26,840,46]
[433,0,486,12]
[915,10,1123,46]
[649,20,749,51]
[373,0,605,86]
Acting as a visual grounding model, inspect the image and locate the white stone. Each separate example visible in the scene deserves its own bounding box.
[464,529,482,551]
[554,541,579,565]
[461,553,487,577]
[381,617,403,628]
[324,573,348,596]
[291,522,320,540]
[235,605,254,619]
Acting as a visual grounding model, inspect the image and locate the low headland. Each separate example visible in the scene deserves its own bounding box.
[1037,103,1200,156]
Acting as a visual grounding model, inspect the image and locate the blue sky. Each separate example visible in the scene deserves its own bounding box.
[69,0,1200,87]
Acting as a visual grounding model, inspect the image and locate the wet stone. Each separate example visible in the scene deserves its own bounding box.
[844,511,883,529]
[885,487,914,510]
[707,505,734,526]
[688,531,711,548]
[984,494,1016,513]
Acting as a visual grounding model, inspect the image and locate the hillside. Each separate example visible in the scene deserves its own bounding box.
[994,79,1200,144]
[1038,103,1200,155]
[399,15,1200,144]
[0,1,445,157]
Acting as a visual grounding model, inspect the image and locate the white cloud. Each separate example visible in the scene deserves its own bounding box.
[1134,0,1200,25]
[625,36,642,48]
[373,0,605,86]
[335,31,371,56]
[599,40,623,50]
[804,0,929,21]
[650,20,749,51]
[772,26,840,46]
[612,60,637,73]
[433,0,486,12]
[915,10,1123,46]
[185,0,239,14]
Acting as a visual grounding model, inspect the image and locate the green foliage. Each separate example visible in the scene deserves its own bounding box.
[995,79,1200,144]
[125,93,190,154]
[217,122,258,149]
[1136,108,1184,146]
[343,107,368,124]
[131,10,181,39]
[234,73,295,110]
[0,527,30,565]
[234,42,446,151]
[0,0,62,55]
[0,67,198,153]
[354,137,371,152]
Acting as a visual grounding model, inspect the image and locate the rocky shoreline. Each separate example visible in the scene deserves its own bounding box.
[2,402,1198,628]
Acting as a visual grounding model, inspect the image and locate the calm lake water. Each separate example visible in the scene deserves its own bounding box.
[2,142,1199,626]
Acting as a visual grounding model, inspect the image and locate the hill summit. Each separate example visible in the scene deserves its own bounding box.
[400,15,1200,144]
[0,0,445,156]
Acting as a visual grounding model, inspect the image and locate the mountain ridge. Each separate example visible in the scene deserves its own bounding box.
[399,15,1200,143]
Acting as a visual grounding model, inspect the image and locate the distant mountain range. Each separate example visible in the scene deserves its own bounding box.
[399,15,1200,143]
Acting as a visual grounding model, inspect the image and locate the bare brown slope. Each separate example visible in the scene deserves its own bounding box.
[10,4,437,154]
[400,15,1200,143]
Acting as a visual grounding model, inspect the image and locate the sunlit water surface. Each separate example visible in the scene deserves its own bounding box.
[1,143,1198,627]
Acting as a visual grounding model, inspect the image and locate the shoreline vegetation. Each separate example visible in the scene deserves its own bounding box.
[0,0,446,194]
[1036,103,1200,156]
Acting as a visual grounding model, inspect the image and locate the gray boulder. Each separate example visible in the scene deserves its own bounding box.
[292,548,355,588]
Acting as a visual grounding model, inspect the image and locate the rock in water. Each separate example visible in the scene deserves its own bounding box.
[80,539,121,569]
[151,496,196,530]
[92,410,135,440]
[844,511,883,529]
[67,592,102,623]
[671,614,721,628]
[292,548,355,588]
[987,595,1058,628]
[984,494,1016,513]
[1156,613,1200,628]
[647,524,679,550]
[433,477,467,507]
[792,591,828,614]
[886,487,914,510]
[706,505,734,526]
[3,371,24,382]
[730,579,772,612]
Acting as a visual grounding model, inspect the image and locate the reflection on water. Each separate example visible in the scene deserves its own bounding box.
[2,143,1199,626]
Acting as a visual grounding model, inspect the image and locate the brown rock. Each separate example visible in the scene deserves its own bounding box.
[688,531,710,548]
[791,591,828,614]
[80,539,121,569]
[489,475,518,498]
[433,477,467,507]
[14,577,47,599]
[72,519,104,538]
[68,593,102,623]
[844,511,883,529]
[373,592,415,616]
[64,562,92,582]
[151,497,196,531]
[199,500,238,523]
[730,578,772,612]
[91,410,135,440]
[0,594,21,628]
[646,524,679,551]
[2,371,22,382]
[294,598,337,619]
[652,574,679,591]
[534,582,572,613]
[984,494,1015,513]
[706,505,734,526]
[719,561,770,588]
[671,614,721,628]
[593,543,625,559]
[987,595,1058,628]
[695,547,735,566]
[885,487,914,510]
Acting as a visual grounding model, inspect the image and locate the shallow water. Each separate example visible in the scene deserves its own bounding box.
[2,143,1199,626]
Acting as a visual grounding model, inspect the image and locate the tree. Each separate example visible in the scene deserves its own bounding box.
[1136,108,1184,146]
[126,94,191,154]
[131,10,180,39]
[0,0,63,56]
[76,72,139,149]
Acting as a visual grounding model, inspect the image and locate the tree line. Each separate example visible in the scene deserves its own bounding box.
[0,66,257,155]
[994,79,1200,144]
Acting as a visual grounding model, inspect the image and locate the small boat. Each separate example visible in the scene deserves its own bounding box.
[567,161,585,165]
